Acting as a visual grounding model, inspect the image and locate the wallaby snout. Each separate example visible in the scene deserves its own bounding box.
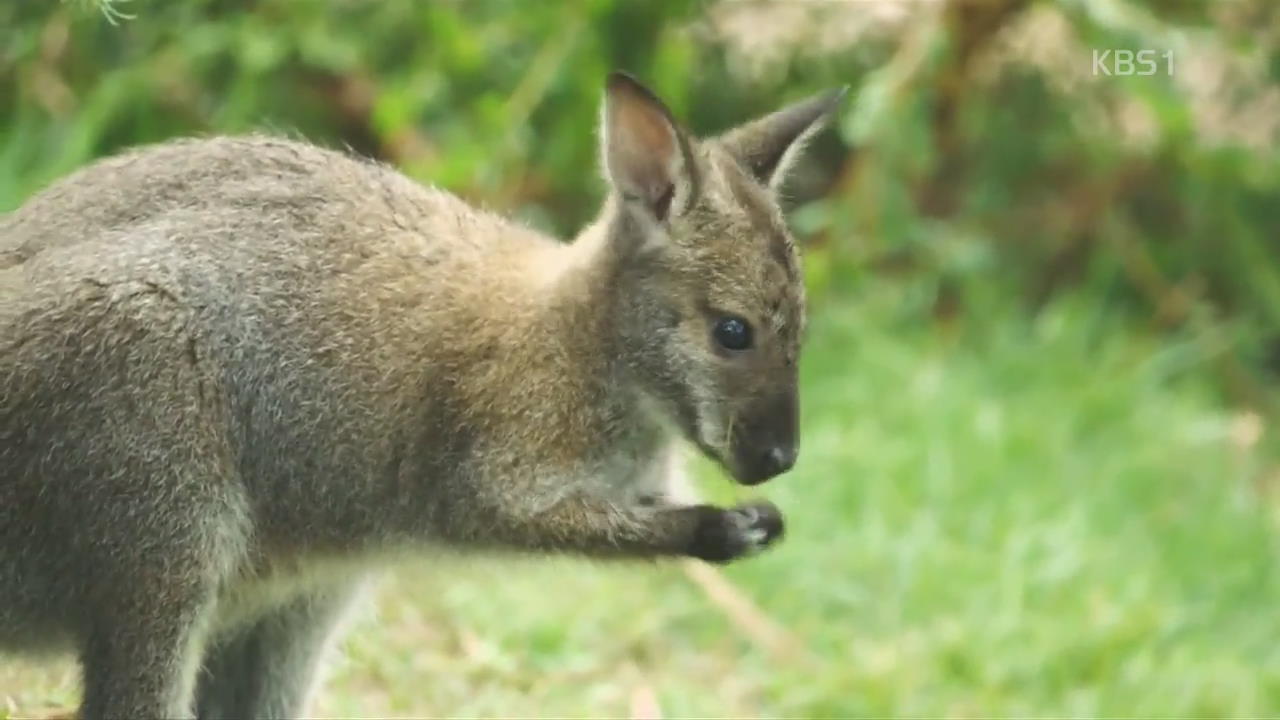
[730,387,799,485]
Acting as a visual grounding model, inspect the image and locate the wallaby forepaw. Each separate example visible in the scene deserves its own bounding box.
[688,501,784,563]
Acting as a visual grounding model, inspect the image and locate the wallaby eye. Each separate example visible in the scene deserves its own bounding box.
[713,316,753,351]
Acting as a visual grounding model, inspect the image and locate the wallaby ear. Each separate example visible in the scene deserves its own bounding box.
[719,86,849,191]
[601,71,694,222]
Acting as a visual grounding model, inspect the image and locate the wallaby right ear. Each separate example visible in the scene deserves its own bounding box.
[600,72,695,223]
[719,86,848,192]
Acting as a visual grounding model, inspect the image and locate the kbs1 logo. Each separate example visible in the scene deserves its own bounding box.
[1093,49,1174,76]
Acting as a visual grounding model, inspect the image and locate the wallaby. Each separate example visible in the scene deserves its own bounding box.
[0,72,844,718]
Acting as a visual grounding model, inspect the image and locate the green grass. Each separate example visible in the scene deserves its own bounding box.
[4,288,1279,717]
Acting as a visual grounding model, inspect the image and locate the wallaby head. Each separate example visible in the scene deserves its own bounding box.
[591,72,845,486]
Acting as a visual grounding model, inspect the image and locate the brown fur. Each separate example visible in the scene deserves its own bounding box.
[0,73,844,718]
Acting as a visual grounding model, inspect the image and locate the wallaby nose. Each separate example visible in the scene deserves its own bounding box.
[731,389,799,485]
[738,445,797,485]
[765,446,797,475]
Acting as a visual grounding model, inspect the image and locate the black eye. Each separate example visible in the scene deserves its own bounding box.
[713,316,753,351]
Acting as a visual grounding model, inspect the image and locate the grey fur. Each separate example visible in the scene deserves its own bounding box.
[0,74,841,718]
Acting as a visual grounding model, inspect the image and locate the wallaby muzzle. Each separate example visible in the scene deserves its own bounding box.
[730,388,799,485]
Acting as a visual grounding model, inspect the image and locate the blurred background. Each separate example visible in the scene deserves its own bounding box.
[2,0,1279,716]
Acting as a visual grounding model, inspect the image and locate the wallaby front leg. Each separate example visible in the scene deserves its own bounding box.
[491,498,785,563]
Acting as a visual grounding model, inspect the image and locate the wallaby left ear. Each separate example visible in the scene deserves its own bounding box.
[719,86,849,191]
[601,71,697,223]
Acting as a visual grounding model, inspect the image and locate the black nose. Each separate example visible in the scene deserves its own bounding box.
[738,445,797,485]
[765,446,797,475]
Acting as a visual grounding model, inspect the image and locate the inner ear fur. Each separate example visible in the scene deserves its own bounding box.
[600,71,697,222]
